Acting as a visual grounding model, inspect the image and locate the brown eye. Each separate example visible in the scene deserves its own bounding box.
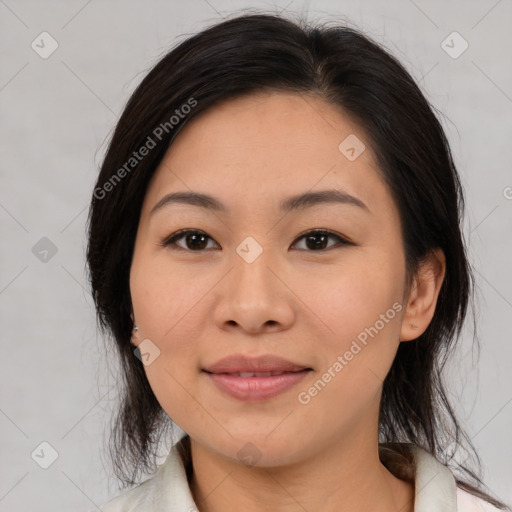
[161,230,218,251]
[292,230,352,251]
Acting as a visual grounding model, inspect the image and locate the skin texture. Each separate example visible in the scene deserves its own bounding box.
[129,91,446,512]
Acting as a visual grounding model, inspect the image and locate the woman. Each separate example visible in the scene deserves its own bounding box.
[86,12,510,512]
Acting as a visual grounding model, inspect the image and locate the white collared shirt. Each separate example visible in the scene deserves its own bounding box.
[99,435,503,511]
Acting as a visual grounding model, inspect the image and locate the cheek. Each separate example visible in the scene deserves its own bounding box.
[305,257,402,330]
[130,258,205,425]
[130,253,210,343]
[294,264,404,430]
[296,254,404,375]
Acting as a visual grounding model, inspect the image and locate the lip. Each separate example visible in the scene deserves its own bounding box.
[204,369,312,402]
[203,354,311,374]
[202,354,312,402]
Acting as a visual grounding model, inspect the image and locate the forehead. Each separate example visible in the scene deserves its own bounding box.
[167,91,371,162]
[143,91,388,216]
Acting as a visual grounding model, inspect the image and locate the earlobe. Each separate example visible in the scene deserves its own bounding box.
[131,325,139,347]
[399,248,446,342]
[130,308,140,346]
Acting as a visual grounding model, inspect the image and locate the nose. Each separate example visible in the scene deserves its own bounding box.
[212,246,295,335]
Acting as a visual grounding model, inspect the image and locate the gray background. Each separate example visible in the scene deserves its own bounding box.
[0,0,511,510]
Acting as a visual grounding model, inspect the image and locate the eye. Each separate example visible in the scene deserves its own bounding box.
[160,229,219,251]
[160,228,352,252]
[291,229,353,251]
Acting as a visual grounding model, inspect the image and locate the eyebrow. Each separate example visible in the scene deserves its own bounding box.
[150,189,369,216]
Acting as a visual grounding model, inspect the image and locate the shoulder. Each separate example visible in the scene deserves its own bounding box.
[381,443,507,512]
[457,487,505,512]
[98,438,196,511]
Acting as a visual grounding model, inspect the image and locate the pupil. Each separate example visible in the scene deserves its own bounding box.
[307,234,327,250]
[188,233,207,250]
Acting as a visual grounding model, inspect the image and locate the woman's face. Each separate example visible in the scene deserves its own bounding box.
[130,91,409,466]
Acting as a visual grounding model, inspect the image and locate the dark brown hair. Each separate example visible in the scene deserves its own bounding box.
[86,11,509,509]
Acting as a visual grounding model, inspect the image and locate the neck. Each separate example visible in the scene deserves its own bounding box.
[187,435,415,512]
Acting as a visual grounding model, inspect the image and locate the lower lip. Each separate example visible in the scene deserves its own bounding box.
[203,370,311,402]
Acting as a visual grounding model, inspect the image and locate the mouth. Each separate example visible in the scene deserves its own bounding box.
[203,369,311,377]
[202,353,312,374]
[202,368,313,401]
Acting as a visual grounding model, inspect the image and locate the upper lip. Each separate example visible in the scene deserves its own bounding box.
[203,354,312,374]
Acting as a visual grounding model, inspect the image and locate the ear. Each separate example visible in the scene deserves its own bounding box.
[131,325,140,347]
[130,308,140,347]
[399,248,446,342]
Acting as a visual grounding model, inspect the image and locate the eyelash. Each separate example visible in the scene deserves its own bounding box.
[159,228,353,252]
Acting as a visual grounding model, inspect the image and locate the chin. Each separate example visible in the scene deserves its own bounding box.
[202,431,310,468]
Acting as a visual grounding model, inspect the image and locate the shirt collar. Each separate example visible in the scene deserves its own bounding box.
[409,444,458,511]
